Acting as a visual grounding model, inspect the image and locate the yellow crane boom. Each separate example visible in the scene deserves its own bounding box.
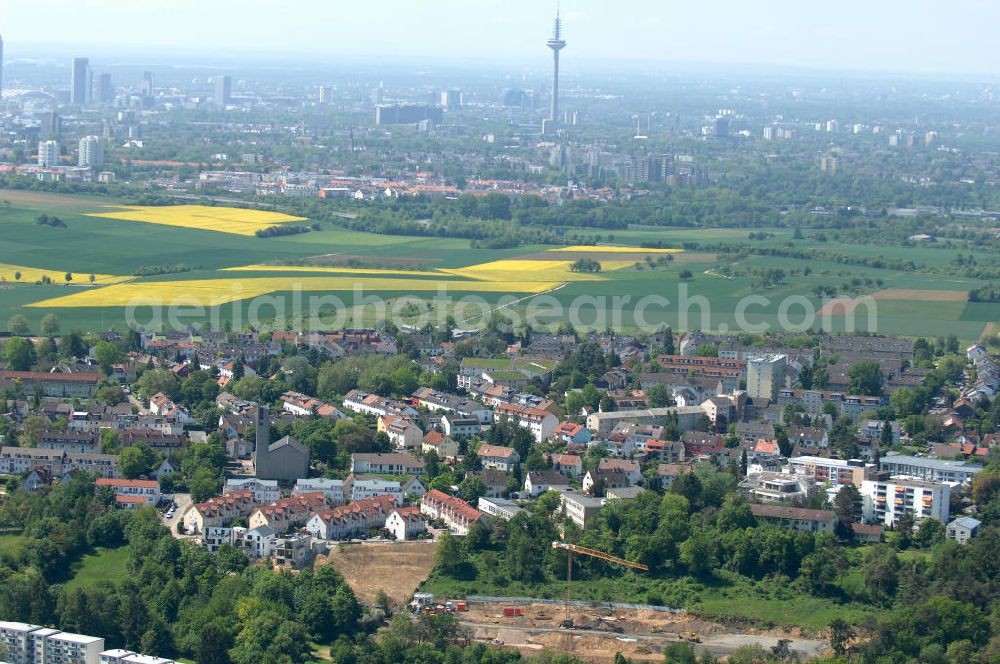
[551,541,649,627]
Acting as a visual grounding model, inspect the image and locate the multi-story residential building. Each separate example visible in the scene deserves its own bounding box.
[421,431,459,458]
[293,478,345,504]
[551,421,592,446]
[776,388,886,419]
[307,495,397,541]
[280,391,345,419]
[223,478,280,504]
[38,140,60,168]
[385,506,426,541]
[476,444,520,472]
[548,453,583,478]
[182,489,257,534]
[582,469,629,495]
[861,477,953,526]
[377,414,423,450]
[597,459,642,485]
[749,504,836,533]
[346,474,425,501]
[789,456,877,487]
[64,452,121,479]
[440,414,481,438]
[493,403,558,443]
[351,452,426,476]
[523,471,572,497]
[657,354,745,391]
[410,387,492,423]
[0,447,66,475]
[342,390,417,418]
[477,496,524,521]
[746,354,787,401]
[248,492,328,533]
[0,371,100,398]
[946,516,982,544]
[586,405,706,435]
[0,621,104,664]
[879,454,983,484]
[420,489,482,535]
[95,478,160,508]
[739,473,812,505]
[39,430,100,454]
[559,490,605,528]
[78,136,104,168]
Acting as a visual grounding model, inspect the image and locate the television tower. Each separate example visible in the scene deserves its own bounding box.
[546,6,566,125]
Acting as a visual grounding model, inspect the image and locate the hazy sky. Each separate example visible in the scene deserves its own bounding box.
[1,0,998,76]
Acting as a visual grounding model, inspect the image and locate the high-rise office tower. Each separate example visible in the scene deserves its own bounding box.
[214,74,232,106]
[96,73,114,104]
[546,8,566,127]
[140,71,154,97]
[71,57,91,105]
[38,140,59,168]
[78,136,104,168]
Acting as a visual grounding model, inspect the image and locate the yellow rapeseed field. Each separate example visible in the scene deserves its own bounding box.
[440,259,634,282]
[223,265,443,277]
[85,205,307,236]
[548,245,683,253]
[0,263,129,285]
[27,276,562,308]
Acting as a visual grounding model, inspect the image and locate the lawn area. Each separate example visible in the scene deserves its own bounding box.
[61,546,130,592]
[0,534,27,561]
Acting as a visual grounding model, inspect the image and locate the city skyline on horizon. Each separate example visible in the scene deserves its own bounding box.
[0,1,998,79]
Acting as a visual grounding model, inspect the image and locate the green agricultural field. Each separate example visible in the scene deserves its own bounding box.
[1,189,997,341]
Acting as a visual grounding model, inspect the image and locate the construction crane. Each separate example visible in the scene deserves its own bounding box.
[551,541,649,629]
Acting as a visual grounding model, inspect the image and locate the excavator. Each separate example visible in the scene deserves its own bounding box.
[551,541,649,629]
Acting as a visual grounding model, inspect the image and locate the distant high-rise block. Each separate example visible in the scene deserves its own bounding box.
[439,89,463,110]
[214,74,232,106]
[747,355,787,401]
[140,71,154,98]
[38,140,59,168]
[819,155,839,172]
[374,104,442,126]
[71,57,91,105]
[78,136,104,168]
[96,73,114,104]
[0,34,5,97]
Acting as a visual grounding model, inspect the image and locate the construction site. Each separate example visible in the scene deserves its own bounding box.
[454,600,829,662]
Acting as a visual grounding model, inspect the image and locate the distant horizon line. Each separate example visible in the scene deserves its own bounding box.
[2,41,998,82]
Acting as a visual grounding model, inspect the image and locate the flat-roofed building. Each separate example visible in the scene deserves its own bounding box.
[879,454,982,484]
[789,456,876,487]
[861,477,953,526]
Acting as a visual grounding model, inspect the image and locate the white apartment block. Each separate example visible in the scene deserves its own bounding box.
[0,621,105,664]
[224,477,280,504]
[861,477,954,526]
[293,478,345,504]
[879,454,982,485]
[789,456,876,488]
[747,354,786,401]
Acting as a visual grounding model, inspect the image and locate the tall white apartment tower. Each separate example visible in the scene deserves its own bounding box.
[38,140,59,168]
[747,354,787,401]
[78,136,104,167]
